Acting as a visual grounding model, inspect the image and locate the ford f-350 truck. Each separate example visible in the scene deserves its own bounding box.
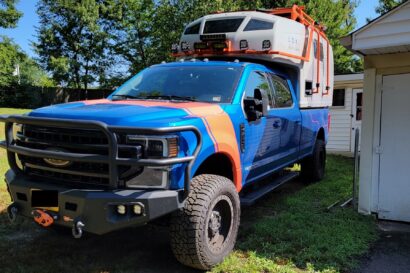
[0,6,332,270]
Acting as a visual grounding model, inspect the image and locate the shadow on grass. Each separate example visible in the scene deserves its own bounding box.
[0,211,199,273]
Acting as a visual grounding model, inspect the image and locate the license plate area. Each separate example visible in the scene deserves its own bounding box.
[31,190,58,208]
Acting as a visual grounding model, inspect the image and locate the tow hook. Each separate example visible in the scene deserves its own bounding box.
[72,220,85,239]
[7,203,18,223]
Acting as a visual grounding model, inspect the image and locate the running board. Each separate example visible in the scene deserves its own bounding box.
[240,172,299,206]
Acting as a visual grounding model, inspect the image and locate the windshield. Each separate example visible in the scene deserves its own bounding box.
[111,65,243,103]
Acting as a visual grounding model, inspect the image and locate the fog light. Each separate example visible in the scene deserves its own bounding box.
[133,204,143,215]
[117,205,126,215]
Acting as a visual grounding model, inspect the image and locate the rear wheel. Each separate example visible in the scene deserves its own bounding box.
[301,139,326,182]
[170,174,240,270]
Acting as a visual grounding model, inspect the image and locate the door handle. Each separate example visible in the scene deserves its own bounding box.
[273,121,281,128]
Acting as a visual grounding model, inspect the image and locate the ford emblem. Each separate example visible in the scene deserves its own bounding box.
[43,147,72,168]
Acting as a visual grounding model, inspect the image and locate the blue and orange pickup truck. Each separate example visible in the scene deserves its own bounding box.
[0,7,332,270]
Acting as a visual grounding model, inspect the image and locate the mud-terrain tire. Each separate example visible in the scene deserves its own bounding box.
[301,139,326,182]
[170,174,240,270]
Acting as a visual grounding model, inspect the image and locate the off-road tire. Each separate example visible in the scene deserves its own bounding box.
[301,139,326,182]
[170,174,240,270]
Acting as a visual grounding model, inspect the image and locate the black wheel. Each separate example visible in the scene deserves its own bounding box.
[301,139,326,182]
[170,174,240,270]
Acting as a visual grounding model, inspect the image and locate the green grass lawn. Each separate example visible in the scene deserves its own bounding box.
[0,108,29,212]
[0,108,378,273]
[213,156,378,273]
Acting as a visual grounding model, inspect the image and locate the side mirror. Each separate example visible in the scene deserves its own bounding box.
[244,88,269,122]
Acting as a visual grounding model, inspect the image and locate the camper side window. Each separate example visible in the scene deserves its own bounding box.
[313,40,325,61]
[184,23,200,35]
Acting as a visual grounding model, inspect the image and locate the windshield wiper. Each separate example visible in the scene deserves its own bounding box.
[111,94,141,100]
[145,95,198,102]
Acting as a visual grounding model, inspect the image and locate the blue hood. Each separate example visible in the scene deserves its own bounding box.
[28,100,198,127]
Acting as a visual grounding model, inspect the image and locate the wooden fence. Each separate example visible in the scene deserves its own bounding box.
[0,86,112,109]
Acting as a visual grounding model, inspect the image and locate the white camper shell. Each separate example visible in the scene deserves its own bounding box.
[173,6,334,108]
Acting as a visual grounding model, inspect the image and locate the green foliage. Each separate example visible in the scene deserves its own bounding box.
[0,0,22,28]
[0,36,22,87]
[375,0,406,14]
[213,156,378,273]
[0,36,54,88]
[35,0,114,89]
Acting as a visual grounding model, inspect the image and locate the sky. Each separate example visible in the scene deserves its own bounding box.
[0,0,379,58]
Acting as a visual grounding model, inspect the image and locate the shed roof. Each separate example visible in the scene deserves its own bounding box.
[341,0,410,55]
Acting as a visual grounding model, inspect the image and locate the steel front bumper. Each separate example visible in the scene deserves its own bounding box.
[5,170,183,235]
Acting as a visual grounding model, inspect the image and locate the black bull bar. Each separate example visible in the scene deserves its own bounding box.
[0,115,202,197]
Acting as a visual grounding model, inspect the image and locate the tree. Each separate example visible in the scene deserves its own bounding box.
[0,36,53,88]
[35,0,114,90]
[0,36,23,87]
[375,0,406,14]
[0,0,22,28]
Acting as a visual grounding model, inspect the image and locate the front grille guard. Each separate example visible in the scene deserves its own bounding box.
[0,115,202,198]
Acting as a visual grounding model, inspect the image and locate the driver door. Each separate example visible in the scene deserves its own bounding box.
[241,70,279,184]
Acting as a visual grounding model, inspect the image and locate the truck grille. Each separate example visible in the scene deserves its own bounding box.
[16,125,140,187]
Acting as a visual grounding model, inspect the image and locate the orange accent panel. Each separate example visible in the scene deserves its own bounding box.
[187,105,242,192]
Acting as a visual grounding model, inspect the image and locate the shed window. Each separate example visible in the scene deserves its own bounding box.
[203,18,244,33]
[332,89,345,107]
[244,19,274,31]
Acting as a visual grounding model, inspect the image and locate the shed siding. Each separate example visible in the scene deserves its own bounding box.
[354,2,410,52]
[327,88,352,151]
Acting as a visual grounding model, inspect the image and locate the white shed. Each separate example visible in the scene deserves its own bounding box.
[328,74,363,153]
[341,0,410,222]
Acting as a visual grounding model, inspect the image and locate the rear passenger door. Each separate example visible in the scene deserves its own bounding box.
[266,73,301,167]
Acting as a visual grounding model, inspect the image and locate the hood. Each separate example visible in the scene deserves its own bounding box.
[28,99,224,127]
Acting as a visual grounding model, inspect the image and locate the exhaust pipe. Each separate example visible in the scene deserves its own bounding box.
[72,220,85,239]
[7,203,18,223]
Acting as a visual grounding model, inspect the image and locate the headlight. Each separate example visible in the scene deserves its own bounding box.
[126,135,179,158]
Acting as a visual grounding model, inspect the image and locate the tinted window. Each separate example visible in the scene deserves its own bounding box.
[112,66,243,103]
[203,18,244,34]
[269,74,293,108]
[244,19,273,31]
[243,71,273,105]
[313,40,324,61]
[332,89,345,107]
[184,23,200,35]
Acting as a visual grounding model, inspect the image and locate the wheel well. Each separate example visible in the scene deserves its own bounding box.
[317,127,325,141]
[194,153,234,181]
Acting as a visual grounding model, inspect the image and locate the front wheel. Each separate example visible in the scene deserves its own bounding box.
[170,174,240,270]
[301,139,326,182]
